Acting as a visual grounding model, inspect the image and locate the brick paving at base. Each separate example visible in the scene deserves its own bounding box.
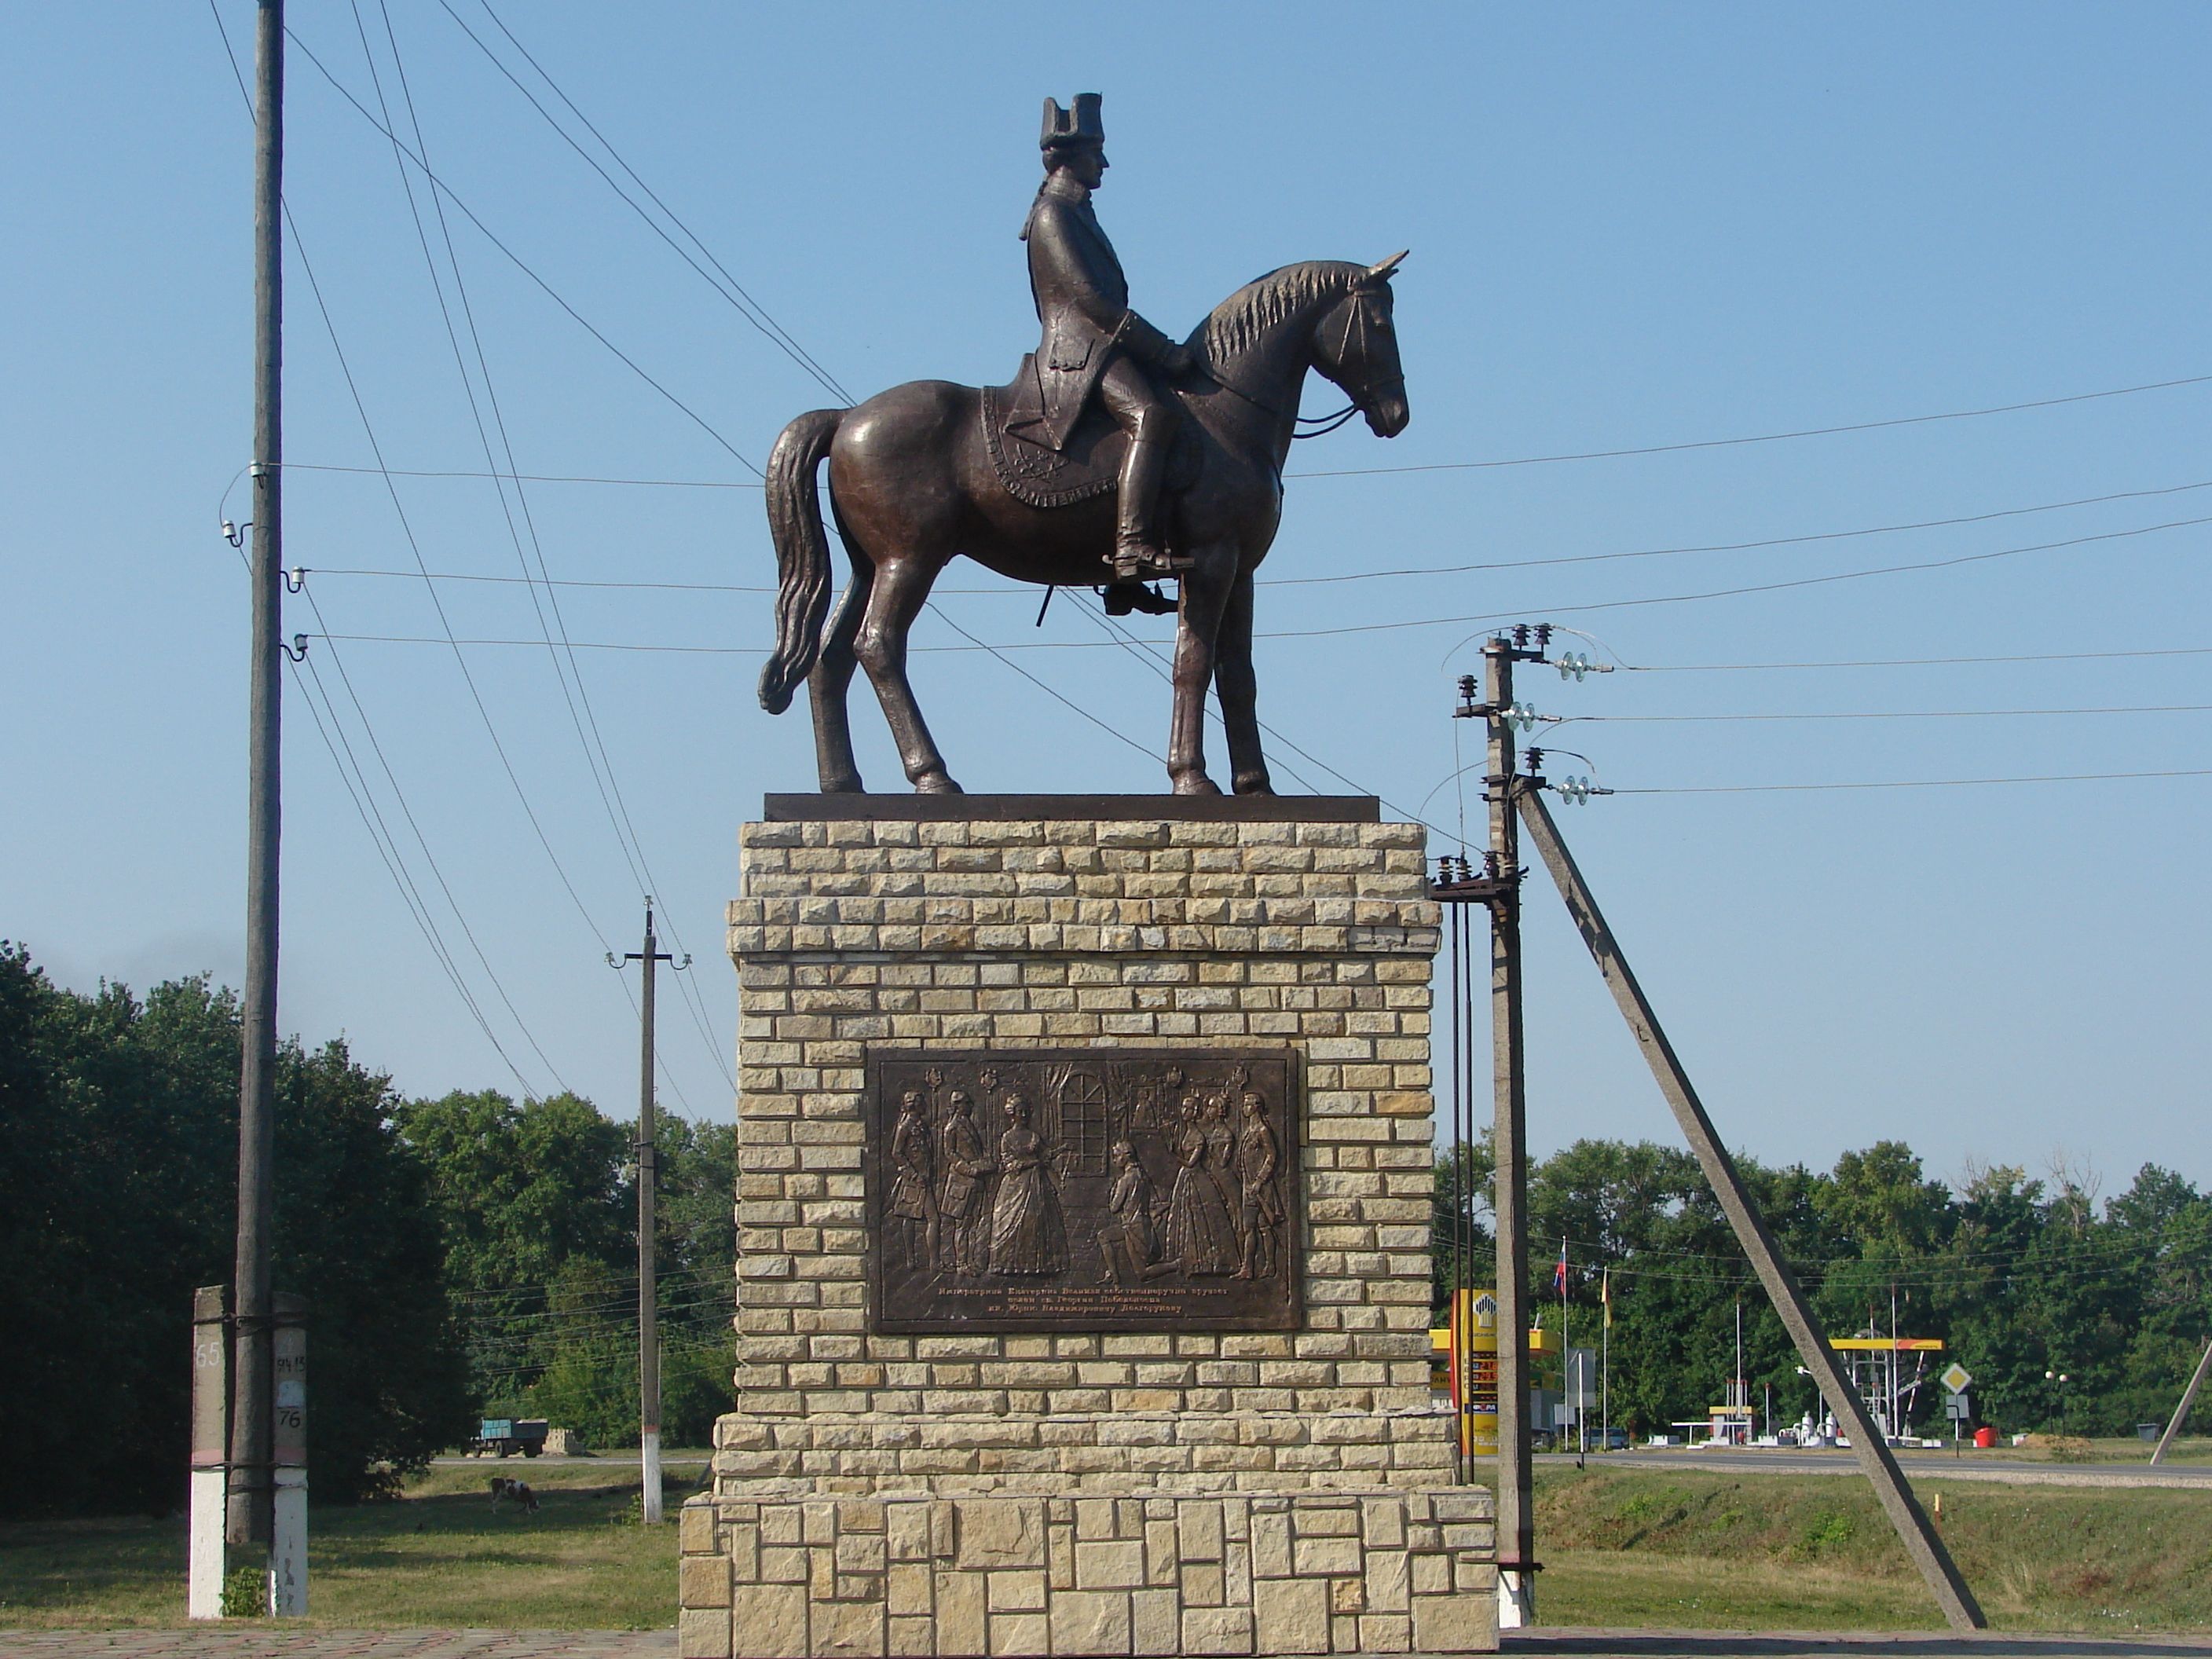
[1510,1633,2212,1658]
[0,1631,673,1658]
[10,1631,2209,1659]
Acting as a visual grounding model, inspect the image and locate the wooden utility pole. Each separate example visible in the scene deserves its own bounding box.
[1483,634,1536,1628]
[613,902,683,1522]
[1514,788,1986,1630]
[228,0,284,1571]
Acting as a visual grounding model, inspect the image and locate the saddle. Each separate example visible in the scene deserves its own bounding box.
[982,354,1201,511]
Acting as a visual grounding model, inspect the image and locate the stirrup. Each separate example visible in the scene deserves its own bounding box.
[1111,543,1190,584]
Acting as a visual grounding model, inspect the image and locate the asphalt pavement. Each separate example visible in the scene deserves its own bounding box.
[1535,1448,2212,1489]
[8,1629,2207,1658]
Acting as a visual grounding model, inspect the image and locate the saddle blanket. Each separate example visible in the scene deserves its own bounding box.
[982,354,1199,511]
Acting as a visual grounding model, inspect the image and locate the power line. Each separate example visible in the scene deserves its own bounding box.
[1627,646,2212,674]
[1262,478,2212,586]
[291,641,541,1100]
[1615,768,2212,796]
[284,23,763,478]
[364,0,728,1098]
[1281,372,2212,478]
[1082,604,1442,822]
[1573,703,2212,725]
[1414,514,2212,656]
[219,3,725,1107]
[284,376,2212,490]
[281,185,584,1096]
[1079,603,1335,798]
[208,0,548,1104]
[284,461,758,489]
[277,468,2212,599]
[924,603,1164,767]
[350,0,631,943]
[299,511,2212,658]
[434,0,852,405]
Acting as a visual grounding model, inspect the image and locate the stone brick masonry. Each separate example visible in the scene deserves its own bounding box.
[682,815,1496,1657]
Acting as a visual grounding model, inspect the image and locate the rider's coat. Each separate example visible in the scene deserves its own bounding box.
[1020,171,1177,451]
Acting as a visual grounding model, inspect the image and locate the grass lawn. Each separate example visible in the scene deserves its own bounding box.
[0,1455,707,1632]
[1535,1464,2212,1632]
[5,1457,2208,1635]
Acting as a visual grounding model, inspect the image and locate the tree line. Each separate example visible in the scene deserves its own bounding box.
[0,944,734,1518]
[9,938,2203,1512]
[1434,1133,2211,1440]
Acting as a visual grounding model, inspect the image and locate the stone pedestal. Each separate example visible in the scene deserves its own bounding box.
[680,803,1496,1658]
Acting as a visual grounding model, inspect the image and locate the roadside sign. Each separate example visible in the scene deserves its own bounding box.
[1939,1363,1973,1395]
[1946,1393,1971,1419]
[1566,1347,1597,1407]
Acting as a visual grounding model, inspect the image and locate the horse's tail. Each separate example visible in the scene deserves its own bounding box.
[757,407,846,714]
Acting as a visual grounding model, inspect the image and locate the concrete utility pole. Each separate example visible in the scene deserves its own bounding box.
[2151,1339,2212,1466]
[1514,788,1986,1630]
[612,902,686,1523]
[228,0,284,1577]
[1483,633,1536,1628]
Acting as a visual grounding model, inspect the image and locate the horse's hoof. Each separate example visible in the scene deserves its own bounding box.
[1232,773,1276,797]
[820,775,864,795]
[914,771,965,795]
[1171,774,1225,797]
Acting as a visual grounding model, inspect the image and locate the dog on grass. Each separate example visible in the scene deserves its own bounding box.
[489,1474,539,1514]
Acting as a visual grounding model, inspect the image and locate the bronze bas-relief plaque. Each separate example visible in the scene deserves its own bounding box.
[864,1048,1302,1333]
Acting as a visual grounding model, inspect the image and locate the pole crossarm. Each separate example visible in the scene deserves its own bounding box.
[1514,788,1987,1632]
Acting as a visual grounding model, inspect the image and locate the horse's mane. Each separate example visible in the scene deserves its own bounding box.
[1195,261,1366,361]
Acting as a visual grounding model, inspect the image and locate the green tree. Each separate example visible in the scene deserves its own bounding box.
[0,945,467,1514]
[395,1088,735,1445]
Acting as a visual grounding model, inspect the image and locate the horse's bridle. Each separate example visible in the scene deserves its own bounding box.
[1202,280,1402,438]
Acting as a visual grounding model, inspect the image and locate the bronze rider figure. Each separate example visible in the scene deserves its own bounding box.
[1022,93,1192,585]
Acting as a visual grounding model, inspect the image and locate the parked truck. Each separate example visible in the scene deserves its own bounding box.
[471,1417,549,1458]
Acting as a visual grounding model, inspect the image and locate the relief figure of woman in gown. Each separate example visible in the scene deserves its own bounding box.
[989,1091,1068,1275]
[1164,1093,1238,1276]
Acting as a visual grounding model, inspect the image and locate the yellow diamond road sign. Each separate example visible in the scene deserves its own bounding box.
[1940,1363,1972,1395]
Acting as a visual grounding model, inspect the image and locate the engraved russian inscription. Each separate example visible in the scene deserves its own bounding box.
[864,1048,1301,1332]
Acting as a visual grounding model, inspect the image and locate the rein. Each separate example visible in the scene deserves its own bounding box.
[1196,280,1397,439]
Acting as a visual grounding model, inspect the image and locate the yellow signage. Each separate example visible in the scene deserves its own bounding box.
[1829,1337,1943,1352]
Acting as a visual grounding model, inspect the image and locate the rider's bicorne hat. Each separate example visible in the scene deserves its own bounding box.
[1040,93,1104,151]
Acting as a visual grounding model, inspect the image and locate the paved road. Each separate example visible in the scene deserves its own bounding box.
[1510,1632,2212,1657]
[0,1635,672,1658]
[428,1457,709,1469]
[6,1631,2205,1659]
[1536,1450,2212,1489]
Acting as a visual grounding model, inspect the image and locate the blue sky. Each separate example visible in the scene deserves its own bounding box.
[3,4,2206,1192]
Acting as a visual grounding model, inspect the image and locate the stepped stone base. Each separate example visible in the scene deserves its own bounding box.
[678,1488,1496,1658]
[679,809,1496,1657]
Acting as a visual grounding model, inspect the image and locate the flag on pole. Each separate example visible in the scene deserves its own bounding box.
[1602,1267,1611,1328]
[1554,1240,1568,1295]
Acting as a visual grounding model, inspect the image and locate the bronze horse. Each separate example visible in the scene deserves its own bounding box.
[758,256,1410,795]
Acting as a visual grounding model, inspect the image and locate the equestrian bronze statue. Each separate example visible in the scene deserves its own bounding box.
[759,93,1409,796]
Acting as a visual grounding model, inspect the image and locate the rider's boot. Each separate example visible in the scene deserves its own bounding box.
[1103,580,1177,617]
[1111,415,1188,584]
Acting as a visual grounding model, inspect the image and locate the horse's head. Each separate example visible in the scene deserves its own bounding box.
[1313,252,1410,438]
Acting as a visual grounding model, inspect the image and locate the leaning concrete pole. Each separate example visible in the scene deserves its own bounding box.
[2150,1339,2212,1466]
[1515,788,1985,1631]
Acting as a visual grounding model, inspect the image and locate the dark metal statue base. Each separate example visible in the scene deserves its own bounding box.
[764,793,1379,823]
